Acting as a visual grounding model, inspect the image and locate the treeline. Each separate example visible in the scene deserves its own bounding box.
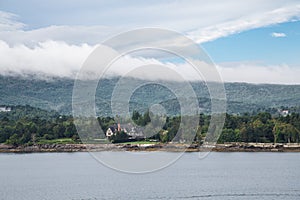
[0,106,300,145]
[219,112,300,144]
[0,115,78,146]
[127,111,300,144]
[109,111,300,143]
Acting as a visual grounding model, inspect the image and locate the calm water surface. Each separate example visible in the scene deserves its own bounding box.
[0,152,299,200]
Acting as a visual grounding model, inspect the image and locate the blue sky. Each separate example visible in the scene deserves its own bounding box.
[203,21,300,65]
[2,0,299,65]
[0,0,300,83]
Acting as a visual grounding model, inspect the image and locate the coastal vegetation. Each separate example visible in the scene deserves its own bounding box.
[0,105,299,146]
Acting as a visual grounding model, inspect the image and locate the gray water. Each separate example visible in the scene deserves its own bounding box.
[0,152,299,200]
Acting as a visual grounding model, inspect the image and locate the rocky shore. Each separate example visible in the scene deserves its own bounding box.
[1,142,300,153]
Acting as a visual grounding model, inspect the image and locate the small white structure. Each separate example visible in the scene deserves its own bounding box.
[106,126,117,137]
[0,106,11,112]
[280,110,289,117]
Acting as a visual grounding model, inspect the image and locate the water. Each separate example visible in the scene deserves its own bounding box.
[0,152,299,200]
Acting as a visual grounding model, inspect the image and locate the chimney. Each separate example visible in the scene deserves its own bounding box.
[117,123,121,132]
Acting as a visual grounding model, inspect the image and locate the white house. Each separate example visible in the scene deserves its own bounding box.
[0,106,11,112]
[280,110,289,117]
[106,126,118,137]
[105,123,144,139]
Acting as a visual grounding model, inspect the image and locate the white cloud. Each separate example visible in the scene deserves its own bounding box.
[0,39,299,84]
[187,3,299,42]
[0,1,300,45]
[0,39,207,81]
[0,11,25,31]
[0,40,95,77]
[0,25,123,47]
[0,1,300,83]
[217,62,300,84]
[271,32,287,37]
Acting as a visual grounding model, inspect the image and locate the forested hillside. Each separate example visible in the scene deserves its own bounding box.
[1,75,299,115]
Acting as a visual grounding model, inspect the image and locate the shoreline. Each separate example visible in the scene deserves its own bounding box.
[1,143,300,153]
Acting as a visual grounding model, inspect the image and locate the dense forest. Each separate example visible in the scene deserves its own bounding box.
[0,105,299,146]
[1,75,300,115]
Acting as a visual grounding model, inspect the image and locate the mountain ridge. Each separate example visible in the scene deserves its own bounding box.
[1,75,299,116]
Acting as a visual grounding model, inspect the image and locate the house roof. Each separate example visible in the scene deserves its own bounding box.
[107,125,117,132]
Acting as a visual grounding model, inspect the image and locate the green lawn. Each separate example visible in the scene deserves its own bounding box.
[37,138,75,144]
[122,140,159,145]
[36,138,159,145]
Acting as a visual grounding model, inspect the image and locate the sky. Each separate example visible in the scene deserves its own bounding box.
[0,0,300,84]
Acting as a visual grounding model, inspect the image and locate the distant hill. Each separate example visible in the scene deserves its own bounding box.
[0,75,299,116]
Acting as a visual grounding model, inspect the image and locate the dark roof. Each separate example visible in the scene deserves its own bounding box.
[108,125,117,132]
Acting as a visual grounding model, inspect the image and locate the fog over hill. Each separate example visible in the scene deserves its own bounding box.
[1,75,299,116]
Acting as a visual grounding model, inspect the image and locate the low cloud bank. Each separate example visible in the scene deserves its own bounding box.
[0,40,299,84]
